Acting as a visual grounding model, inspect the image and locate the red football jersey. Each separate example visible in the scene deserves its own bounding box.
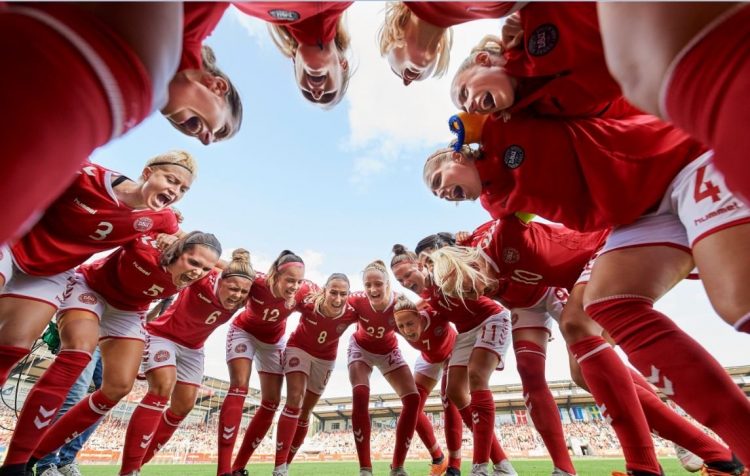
[79,234,180,312]
[350,291,400,355]
[12,163,179,276]
[232,273,314,344]
[181,2,230,71]
[420,283,502,334]
[147,269,238,349]
[286,296,359,360]
[400,306,457,364]
[503,3,630,118]
[405,2,518,28]
[473,217,608,291]
[477,113,708,232]
[233,2,352,45]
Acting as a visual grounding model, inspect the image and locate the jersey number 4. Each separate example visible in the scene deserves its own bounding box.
[694,165,721,204]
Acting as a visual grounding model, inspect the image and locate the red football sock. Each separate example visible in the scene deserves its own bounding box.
[142,408,185,465]
[458,403,507,463]
[287,418,309,465]
[515,341,575,474]
[663,5,750,202]
[587,296,750,465]
[0,345,30,386]
[232,399,278,471]
[470,389,496,465]
[216,386,247,475]
[629,369,733,464]
[393,392,420,468]
[415,384,441,459]
[3,349,91,465]
[120,393,169,474]
[443,392,463,466]
[571,336,660,474]
[274,405,300,467]
[351,384,372,469]
[32,389,117,459]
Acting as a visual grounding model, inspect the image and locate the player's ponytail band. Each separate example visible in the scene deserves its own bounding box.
[149,161,194,174]
[278,262,304,271]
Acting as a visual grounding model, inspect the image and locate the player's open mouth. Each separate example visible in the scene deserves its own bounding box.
[307,74,327,87]
[157,193,172,207]
[450,186,465,201]
[403,68,420,82]
[481,92,496,112]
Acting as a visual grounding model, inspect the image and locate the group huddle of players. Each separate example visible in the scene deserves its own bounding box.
[1,2,750,476]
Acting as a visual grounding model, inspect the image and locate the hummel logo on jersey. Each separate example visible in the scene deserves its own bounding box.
[305,318,318,325]
[251,437,263,449]
[140,432,155,449]
[647,365,675,396]
[73,198,97,214]
[33,405,58,429]
[64,431,81,444]
[354,428,364,443]
[133,261,152,276]
[222,425,236,440]
[197,293,212,304]
[251,297,264,304]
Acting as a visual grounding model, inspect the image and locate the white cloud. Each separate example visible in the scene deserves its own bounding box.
[342,3,504,186]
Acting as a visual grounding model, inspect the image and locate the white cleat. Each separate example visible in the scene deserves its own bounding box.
[38,466,63,476]
[58,462,83,476]
[492,460,518,476]
[359,469,374,476]
[674,443,704,473]
[550,468,577,476]
[272,463,289,476]
[471,463,490,476]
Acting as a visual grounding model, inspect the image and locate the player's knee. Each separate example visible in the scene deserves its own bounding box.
[467,369,487,391]
[170,401,195,417]
[569,364,588,390]
[102,381,133,401]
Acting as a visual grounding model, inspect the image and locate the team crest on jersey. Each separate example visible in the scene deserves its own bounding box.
[288,357,300,368]
[434,326,444,337]
[503,247,520,264]
[528,23,558,56]
[235,344,248,354]
[503,145,524,169]
[336,324,347,334]
[78,293,99,305]
[268,9,300,21]
[133,217,153,232]
[154,350,170,362]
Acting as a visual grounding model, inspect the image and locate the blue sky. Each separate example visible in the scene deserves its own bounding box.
[90,4,746,397]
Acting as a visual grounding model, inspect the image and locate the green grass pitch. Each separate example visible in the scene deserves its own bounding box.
[76,458,691,475]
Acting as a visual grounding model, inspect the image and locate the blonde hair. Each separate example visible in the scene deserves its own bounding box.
[313,273,350,316]
[422,145,480,188]
[266,250,304,293]
[201,45,242,139]
[378,2,453,79]
[145,150,198,178]
[362,259,391,295]
[430,246,497,304]
[390,244,418,269]
[221,248,255,281]
[267,16,353,108]
[454,35,505,79]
